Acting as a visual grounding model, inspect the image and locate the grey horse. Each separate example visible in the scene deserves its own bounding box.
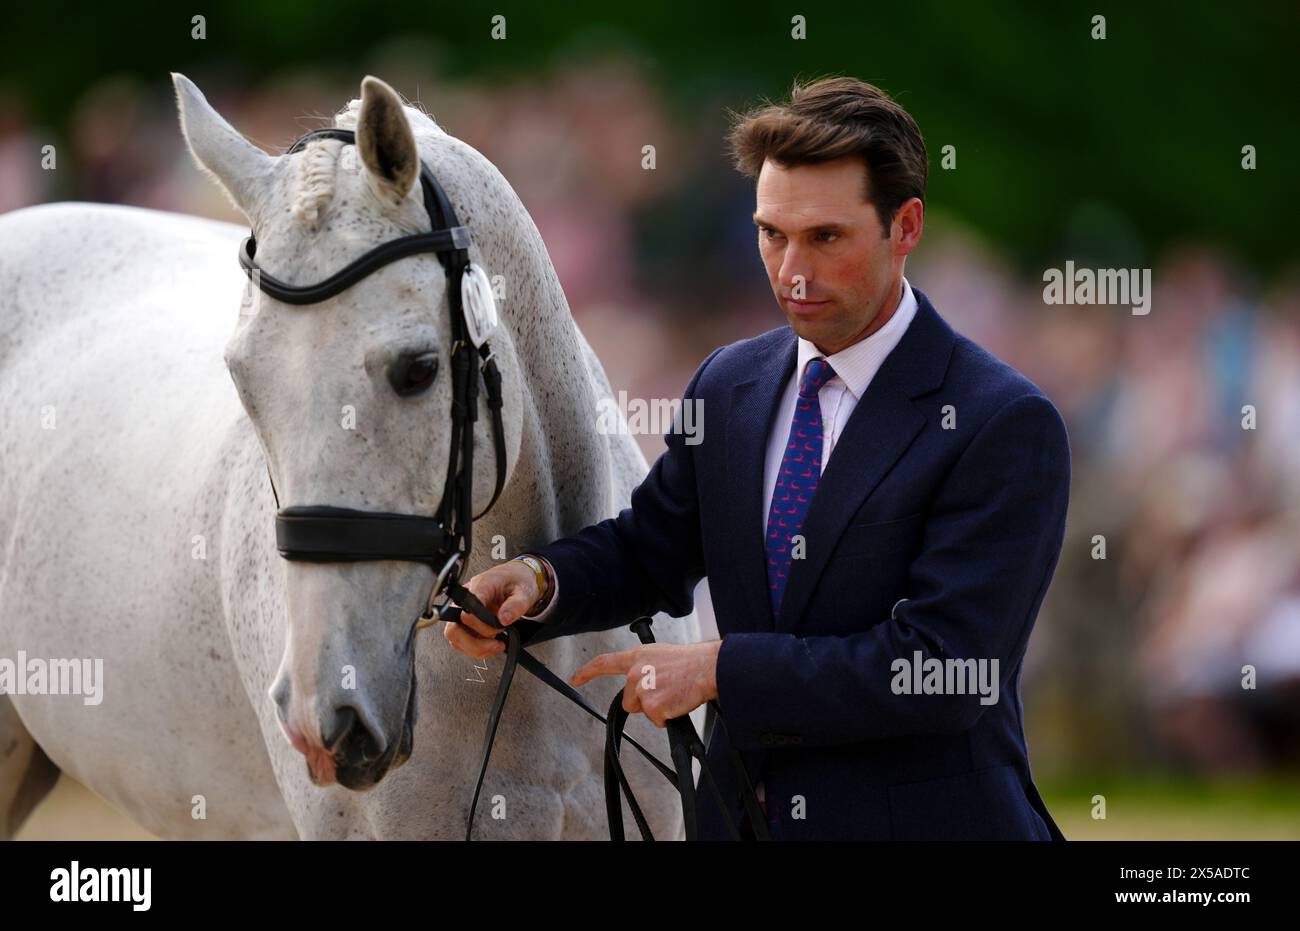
[0,74,702,839]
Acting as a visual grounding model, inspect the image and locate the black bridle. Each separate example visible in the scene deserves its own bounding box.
[237,127,767,841]
[239,127,505,620]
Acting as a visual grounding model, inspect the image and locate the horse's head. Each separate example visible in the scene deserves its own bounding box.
[173,73,526,790]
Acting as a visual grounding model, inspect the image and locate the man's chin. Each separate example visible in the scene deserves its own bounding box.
[786,314,835,346]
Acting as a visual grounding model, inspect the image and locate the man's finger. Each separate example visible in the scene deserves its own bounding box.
[443,619,504,659]
[451,583,503,638]
[452,606,499,640]
[622,678,644,716]
[569,649,637,687]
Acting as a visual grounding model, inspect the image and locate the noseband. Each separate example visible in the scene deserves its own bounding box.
[238,127,767,841]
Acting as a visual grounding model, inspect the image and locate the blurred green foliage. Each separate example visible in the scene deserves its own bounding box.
[3,0,1296,273]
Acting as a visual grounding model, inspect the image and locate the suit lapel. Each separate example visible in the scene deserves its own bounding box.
[775,289,957,635]
[725,335,798,633]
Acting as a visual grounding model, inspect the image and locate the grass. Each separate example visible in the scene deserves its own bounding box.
[1039,772,1300,840]
[21,770,1300,841]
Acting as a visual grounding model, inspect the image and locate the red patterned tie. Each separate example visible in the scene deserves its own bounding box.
[765,357,836,617]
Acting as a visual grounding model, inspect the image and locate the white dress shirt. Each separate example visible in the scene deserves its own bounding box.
[751,277,916,805]
[761,277,918,526]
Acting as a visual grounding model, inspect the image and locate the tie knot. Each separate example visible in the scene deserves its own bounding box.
[799,357,835,398]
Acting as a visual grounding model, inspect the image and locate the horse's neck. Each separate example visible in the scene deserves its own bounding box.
[400,133,617,546]
[485,244,616,552]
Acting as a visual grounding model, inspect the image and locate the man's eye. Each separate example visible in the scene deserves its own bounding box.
[760,227,782,241]
[817,231,840,243]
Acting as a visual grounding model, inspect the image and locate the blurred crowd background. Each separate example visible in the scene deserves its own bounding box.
[3,1,1297,837]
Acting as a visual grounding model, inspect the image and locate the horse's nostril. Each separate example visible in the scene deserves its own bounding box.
[270,676,291,726]
[323,707,383,765]
[322,706,357,751]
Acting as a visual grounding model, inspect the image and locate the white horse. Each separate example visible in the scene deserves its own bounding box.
[0,73,703,839]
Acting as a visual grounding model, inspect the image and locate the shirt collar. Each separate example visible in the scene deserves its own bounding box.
[795,276,919,400]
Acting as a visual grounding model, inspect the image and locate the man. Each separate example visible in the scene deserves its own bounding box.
[446,76,1070,841]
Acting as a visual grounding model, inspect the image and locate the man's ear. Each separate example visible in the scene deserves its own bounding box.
[172,72,274,219]
[893,197,924,256]
[355,76,419,206]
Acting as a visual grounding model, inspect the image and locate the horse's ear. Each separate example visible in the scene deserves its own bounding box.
[172,72,274,219]
[356,76,419,206]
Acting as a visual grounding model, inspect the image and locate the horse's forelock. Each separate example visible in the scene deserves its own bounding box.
[287,99,440,228]
[291,139,343,227]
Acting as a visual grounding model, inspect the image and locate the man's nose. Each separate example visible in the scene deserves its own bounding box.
[778,247,814,293]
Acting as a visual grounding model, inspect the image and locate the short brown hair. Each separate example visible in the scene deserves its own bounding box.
[726,76,928,236]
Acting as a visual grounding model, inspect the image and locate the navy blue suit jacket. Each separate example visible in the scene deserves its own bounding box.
[527,287,1070,840]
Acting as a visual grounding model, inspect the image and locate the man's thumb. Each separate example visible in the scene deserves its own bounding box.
[497,587,535,625]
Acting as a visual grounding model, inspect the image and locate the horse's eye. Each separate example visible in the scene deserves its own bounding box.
[390,351,439,397]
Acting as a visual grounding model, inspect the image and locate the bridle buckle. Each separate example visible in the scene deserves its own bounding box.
[416,551,465,629]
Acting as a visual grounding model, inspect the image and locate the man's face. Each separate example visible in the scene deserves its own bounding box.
[754,156,920,355]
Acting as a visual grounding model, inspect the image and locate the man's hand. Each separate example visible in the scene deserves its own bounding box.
[443,560,541,659]
[570,641,723,727]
